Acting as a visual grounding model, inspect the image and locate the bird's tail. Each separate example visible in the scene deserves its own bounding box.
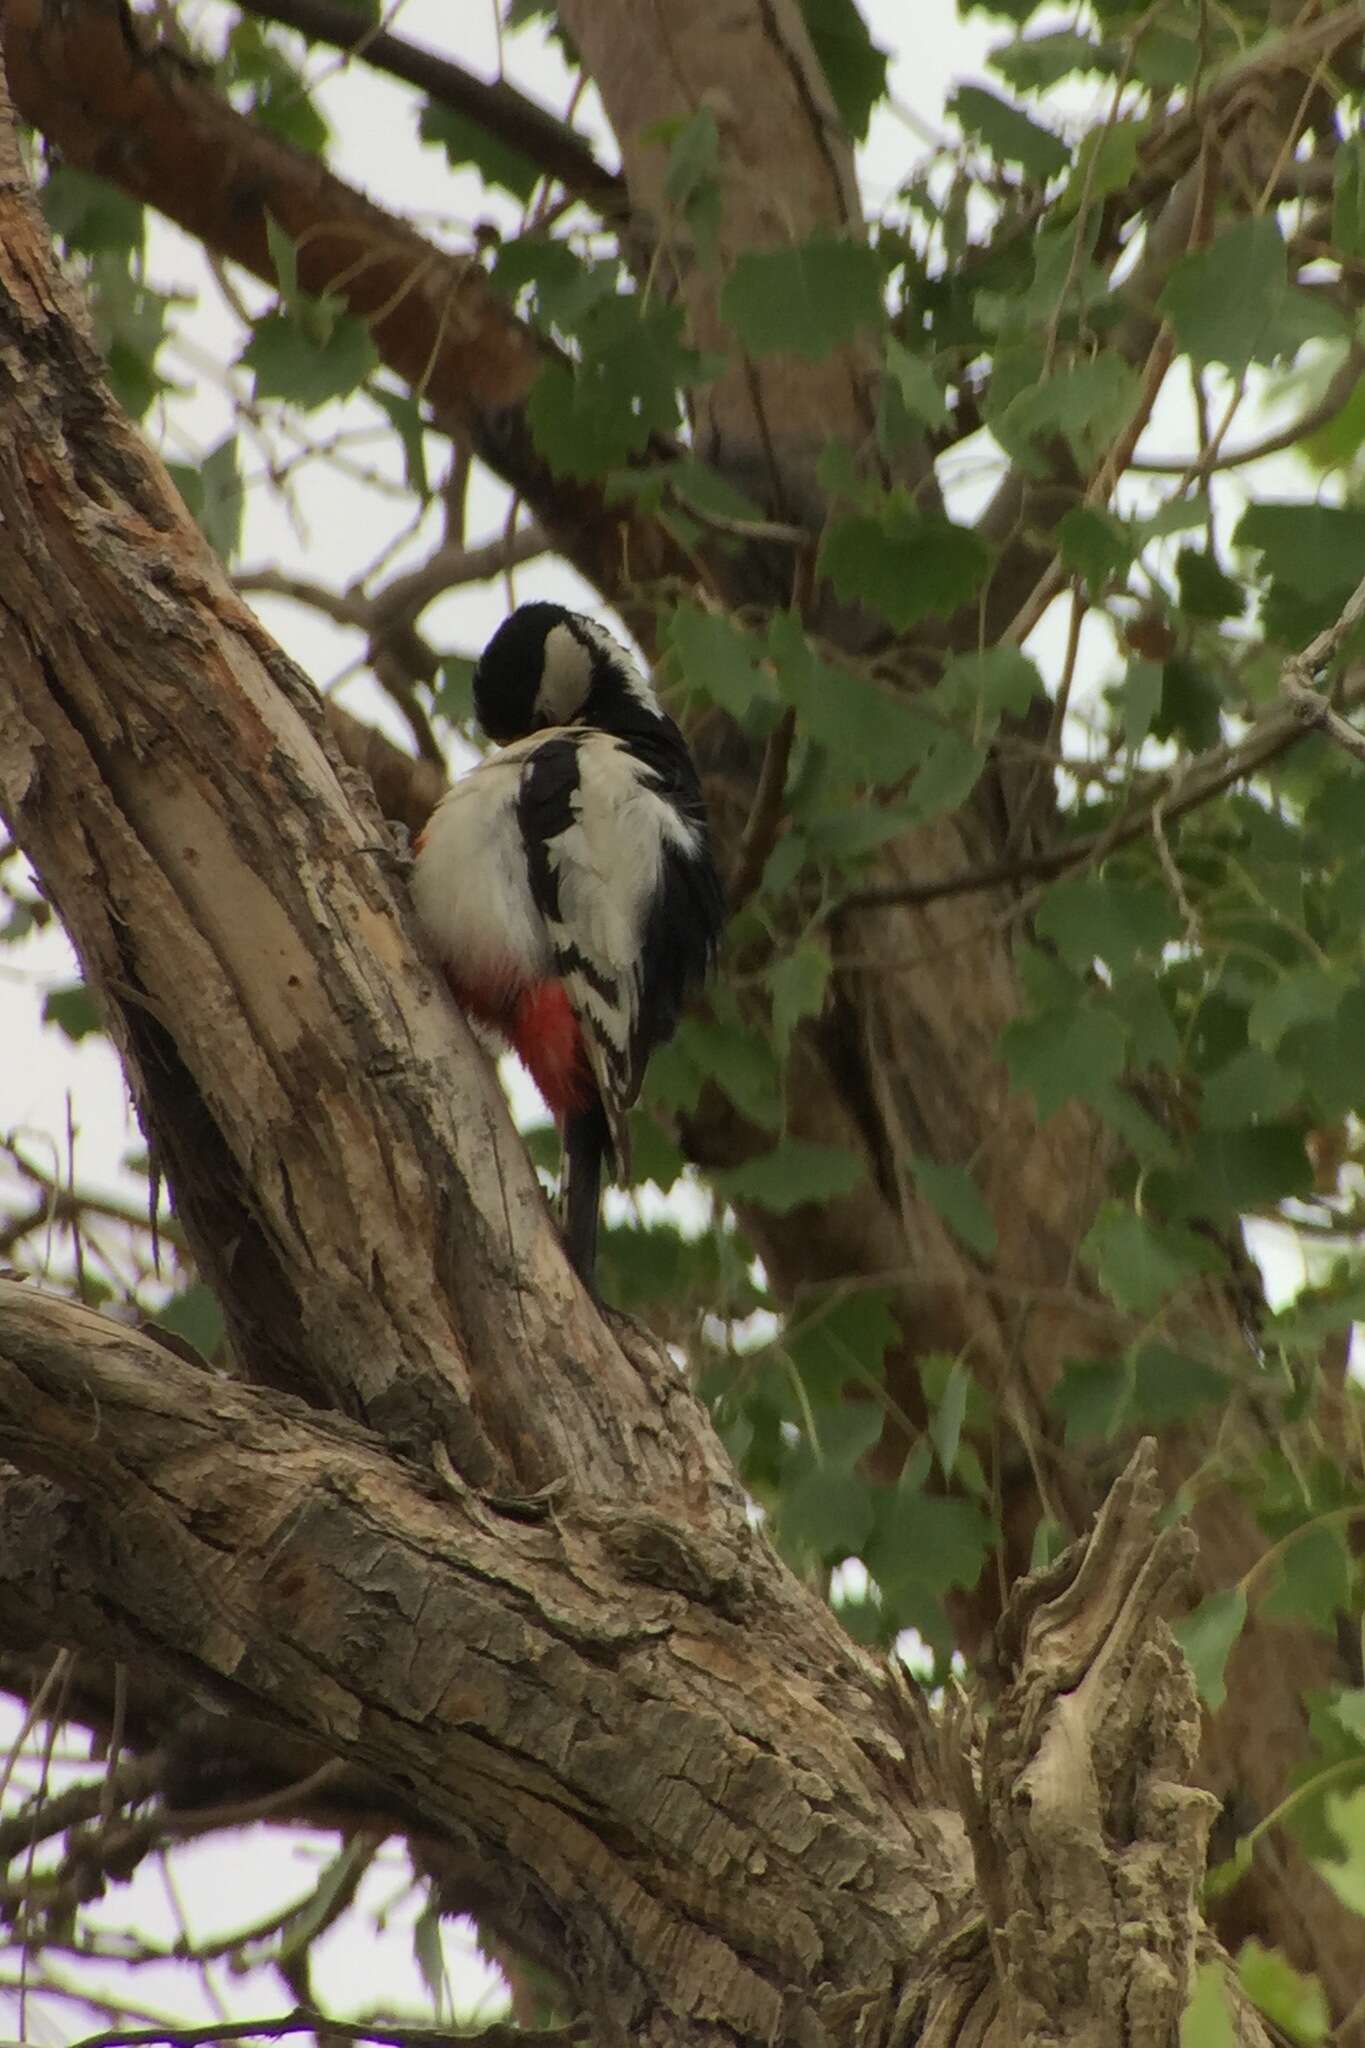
[562,1097,612,1288]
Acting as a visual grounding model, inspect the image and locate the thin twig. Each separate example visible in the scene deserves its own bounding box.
[840,588,1365,915]
[66,2011,587,2048]
[727,709,796,912]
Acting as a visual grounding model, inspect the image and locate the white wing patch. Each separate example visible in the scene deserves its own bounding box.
[540,733,692,1179]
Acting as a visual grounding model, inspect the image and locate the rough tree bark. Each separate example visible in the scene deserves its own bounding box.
[2,0,1364,2026]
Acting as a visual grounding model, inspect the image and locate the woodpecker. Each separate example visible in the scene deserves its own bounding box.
[412,602,724,1287]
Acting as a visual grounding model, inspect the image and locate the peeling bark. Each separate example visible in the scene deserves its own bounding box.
[0,1287,1250,2047]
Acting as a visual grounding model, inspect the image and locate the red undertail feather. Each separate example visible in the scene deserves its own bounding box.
[512,981,591,1118]
[443,961,591,1120]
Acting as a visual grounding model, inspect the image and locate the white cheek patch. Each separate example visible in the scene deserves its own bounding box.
[538,624,594,724]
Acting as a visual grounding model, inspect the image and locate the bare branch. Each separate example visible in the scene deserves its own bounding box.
[841,585,1365,915]
[1129,345,1365,474]
[368,523,548,632]
[68,2009,588,2048]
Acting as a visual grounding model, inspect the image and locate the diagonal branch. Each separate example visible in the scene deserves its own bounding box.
[231,0,627,219]
[840,578,1365,914]
[2,0,688,614]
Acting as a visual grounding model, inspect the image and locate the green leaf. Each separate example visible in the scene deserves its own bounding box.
[937,646,1043,717]
[1261,1523,1351,1636]
[770,941,831,1054]
[928,1358,970,1477]
[785,1290,897,1404]
[1051,1357,1129,1444]
[820,506,992,630]
[875,1488,996,1600]
[668,604,773,720]
[1181,1961,1237,2048]
[781,1466,877,1561]
[1236,1942,1329,2046]
[1333,138,1365,257]
[1130,1343,1227,1427]
[172,437,243,563]
[1248,968,1341,1051]
[1176,548,1244,622]
[1057,505,1133,589]
[1001,1005,1127,1119]
[493,237,612,329]
[1112,973,1180,1071]
[906,731,986,822]
[264,213,302,308]
[1235,502,1365,602]
[991,29,1118,91]
[675,1014,783,1129]
[1081,1202,1210,1313]
[241,310,378,409]
[41,165,144,256]
[419,99,541,199]
[527,296,695,478]
[767,612,937,780]
[1121,657,1162,754]
[152,1282,225,1363]
[883,337,948,427]
[1173,1586,1246,1711]
[1160,1124,1312,1221]
[1061,118,1141,206]
[433,655,474,724]
[229,21,330,154]
[373,388,430,499]
[1035,875,1179,974]
[43,983,103,1042]
[712,1139,865,1213]
[270,1839,373,1963]
[412,1898,448,2017]
[995,351,1140,470]
[798,0,889,139]
[913,1159,997,1258]
[1315,1785,1365,1915]
[721,235,885,360]
[1160,218,1333,374]
[1201,1047,1300,1129]
[950,84,1068,179]
[1327,1689,1365,1746]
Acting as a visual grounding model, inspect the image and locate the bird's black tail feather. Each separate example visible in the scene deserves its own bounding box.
[563,1098,612,1288]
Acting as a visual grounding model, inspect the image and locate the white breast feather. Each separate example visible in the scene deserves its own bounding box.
[412,750,552,989]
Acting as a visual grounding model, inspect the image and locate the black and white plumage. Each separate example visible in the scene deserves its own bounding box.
[412,602,724,1286]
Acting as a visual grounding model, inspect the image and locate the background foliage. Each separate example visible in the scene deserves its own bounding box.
[8,0,1365,2040]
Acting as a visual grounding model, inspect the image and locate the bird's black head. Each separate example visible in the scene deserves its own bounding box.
[474,602,664,743]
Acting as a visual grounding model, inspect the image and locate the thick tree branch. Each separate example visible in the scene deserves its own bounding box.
[231,0,627,219]
[0,1280,970,2047]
